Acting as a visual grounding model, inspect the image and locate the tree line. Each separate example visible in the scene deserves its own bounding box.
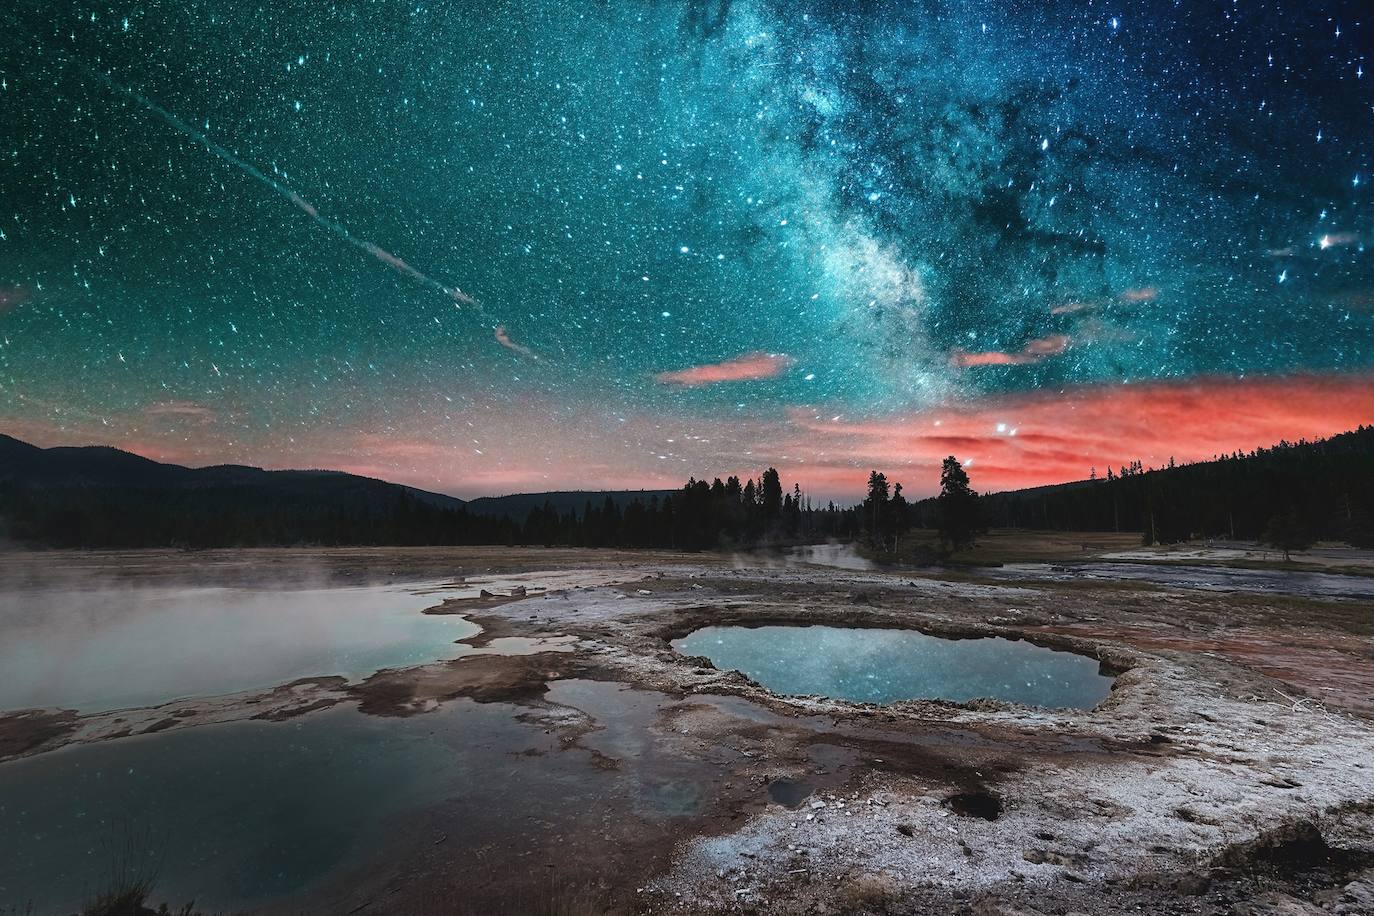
[4,426,1368,550]
[0,467,865,550]
[954,425,1374,547]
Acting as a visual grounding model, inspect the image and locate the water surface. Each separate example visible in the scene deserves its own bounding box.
[0,702,535,912]
[785,543,875,571]
[0,682,774,914]
[674,624,1113,709]
[0,583,473,712]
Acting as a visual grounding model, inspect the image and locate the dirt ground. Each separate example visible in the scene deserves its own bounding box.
[2,545,1373,915]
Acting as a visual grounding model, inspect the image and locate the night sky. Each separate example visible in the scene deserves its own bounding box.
[2,0,1372,498]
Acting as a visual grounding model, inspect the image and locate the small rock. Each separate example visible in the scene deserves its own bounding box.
[1233,893,1327,916]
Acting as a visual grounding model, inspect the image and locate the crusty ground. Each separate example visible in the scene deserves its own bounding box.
[3,547,1372,915]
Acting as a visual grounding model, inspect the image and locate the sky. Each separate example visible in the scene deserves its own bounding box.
[1,0,1372,500]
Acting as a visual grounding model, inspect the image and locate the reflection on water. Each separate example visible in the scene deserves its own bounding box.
[674,624,1114,709]
[0,584,474,712]
[0,702,536,912]
[0,682,774,914]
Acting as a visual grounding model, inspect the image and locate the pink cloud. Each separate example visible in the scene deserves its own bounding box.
[11,371,1374,504]
[777,373,1374,496]
[1050,300,1094,316]
[951,334,1071,367]
[494,325,536,358]
[1121,287,1159,302]
[655,352,795,386]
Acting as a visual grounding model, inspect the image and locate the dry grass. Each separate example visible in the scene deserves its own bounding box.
[832,872,903,914]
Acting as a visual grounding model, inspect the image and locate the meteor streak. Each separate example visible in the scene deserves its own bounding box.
[84,63,479,308]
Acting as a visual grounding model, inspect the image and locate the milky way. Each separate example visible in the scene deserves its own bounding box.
[0,1,1371,497]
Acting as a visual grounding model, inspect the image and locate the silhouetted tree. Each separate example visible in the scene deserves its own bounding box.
[760,468,783,519]
[889,482,910,550]
[936,456,981,551]
[863,471,890,547]
[1263,511,1313,561]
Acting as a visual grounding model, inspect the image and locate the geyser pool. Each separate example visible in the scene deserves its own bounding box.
[673,624,1114,709]
[0,582,564,713]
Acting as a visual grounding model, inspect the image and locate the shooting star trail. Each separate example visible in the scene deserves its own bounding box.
[90,71,479,308]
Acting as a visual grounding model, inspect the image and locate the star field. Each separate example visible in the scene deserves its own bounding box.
[1,0,1372,496]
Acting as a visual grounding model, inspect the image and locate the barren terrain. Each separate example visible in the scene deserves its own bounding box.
[2,544,1372,915]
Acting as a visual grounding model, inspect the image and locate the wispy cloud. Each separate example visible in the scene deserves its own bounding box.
[951,334,1071,367]
[655,352,794,386]
[494,325,536,358]
[143,401,218,424]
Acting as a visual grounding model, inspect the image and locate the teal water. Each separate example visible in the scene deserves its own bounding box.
[0,681,763,914]
[0,584,473,712]
[673,625,1114,709]
[0,703,504,913]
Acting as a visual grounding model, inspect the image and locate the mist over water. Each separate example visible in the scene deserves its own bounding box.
[0,579,467,712]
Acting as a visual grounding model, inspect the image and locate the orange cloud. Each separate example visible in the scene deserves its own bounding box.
[1121,287,1159,302]
[951,334,1071,367]
[655,352,795,386]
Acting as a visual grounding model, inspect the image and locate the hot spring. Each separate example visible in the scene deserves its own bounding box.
[673,624,1114,709]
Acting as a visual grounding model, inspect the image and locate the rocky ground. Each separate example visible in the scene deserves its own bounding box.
[2,546,1372,914]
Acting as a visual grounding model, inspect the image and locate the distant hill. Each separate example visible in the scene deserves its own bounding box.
[0,435,856,549]
[466,490,676,520]
[0,434,479,547]
[916,425,1374,545]
[0,433,466,507]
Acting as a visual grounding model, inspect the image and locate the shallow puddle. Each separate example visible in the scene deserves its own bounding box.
[674,624,1114,709]
[0,702,506,912]
[0,583,571,713]
[766,778,814,808]
[0,681,777,913]
[785,543,876,571]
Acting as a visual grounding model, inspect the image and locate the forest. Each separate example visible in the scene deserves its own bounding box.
[946,425,1374,547]
[2,427,1371,549]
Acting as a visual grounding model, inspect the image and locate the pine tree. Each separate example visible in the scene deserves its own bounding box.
[936,456,982,552]
[761,468,783,518]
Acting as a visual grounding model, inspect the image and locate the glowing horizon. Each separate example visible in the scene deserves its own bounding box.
[2,3,1371,503]
[10,372,1372,503]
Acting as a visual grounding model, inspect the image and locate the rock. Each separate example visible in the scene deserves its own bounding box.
[971,901,1050,916]
[1233,892,1327,916]
[1331,869,1374,915]
[1172,873,1210,896]
[479,589,493,597]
